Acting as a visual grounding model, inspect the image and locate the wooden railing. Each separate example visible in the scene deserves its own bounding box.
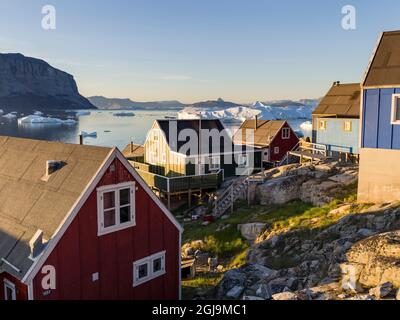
[131,162,224,193]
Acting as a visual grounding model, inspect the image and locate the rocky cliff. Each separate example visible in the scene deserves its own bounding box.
[0,53,95,110]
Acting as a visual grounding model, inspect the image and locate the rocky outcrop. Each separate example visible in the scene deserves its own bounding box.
[214,202,400,300]
[0,53,95,110]
[343,230,400,289]
[255,162,358,207]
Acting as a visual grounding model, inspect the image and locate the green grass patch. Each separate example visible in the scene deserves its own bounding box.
[182,273,222,300]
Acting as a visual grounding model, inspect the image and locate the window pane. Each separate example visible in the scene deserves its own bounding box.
[153,258,162,273]
[120,206,131,223]
[104,209,116,227]
[120,188,130,206]
[138,264,148,279]
[396,98,400,121]
[5,287,14,300]
[103,191,115,209]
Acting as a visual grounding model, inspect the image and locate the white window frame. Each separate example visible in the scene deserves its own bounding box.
[3,279,16,301]
[274,147,280,154]
[208,156,220,171]
[391,94,400,124]
[133,251,166,287]
[282,127,291,139]
[318,120,327,130]
[97,181,136,236]
[344,121,352,132]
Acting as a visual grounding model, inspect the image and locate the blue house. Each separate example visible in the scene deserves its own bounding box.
[358,30,400,202]
[312,82,361,156]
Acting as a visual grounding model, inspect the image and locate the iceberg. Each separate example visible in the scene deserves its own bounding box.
[80,131,97,138]
[0,109,3,115]
[18,115,77,125]
[75,110,91,116]
[178,106,275,122]
[3,113,17,119]
[300,121,313,131]
[113,112,135,117]
[34,111,44,116]
[178,101,313,122]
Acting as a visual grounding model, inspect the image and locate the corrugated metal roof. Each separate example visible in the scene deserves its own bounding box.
[0,137,111,280]
[312,83,361,118]
[233,120,286,147]
[364,31,400,87]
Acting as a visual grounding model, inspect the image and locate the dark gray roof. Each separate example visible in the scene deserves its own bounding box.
[312,83,361,118]
[233,120,287,147]
[0,136,112,280]
[156,119,232,155]
[364,31,400,87]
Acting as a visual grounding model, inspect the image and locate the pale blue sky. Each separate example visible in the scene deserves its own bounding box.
[1,0,400,103]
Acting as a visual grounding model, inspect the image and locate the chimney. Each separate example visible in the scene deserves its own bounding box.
[333,81,341,86]
[46,160,65,176]
[254,115,258,130]
[79,134,83,145]
[29,230,45,258]
[130,141,134,153]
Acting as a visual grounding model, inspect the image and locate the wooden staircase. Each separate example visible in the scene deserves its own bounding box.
[212,177,249,218]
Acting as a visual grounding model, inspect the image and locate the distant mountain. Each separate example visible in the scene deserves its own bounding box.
[0,53,95,111]
[87,96,185,110]
[187,98,241,109]
[263,99,320,108]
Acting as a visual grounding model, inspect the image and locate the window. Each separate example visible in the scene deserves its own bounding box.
[3,280,16,301]
[282,127,291,139]
[208,156,220,171]
[318,120,327,130]
[274,147,280,154]
[97,182,136,236]
[392,94,400,124]
[237,154,248,168]
[133,251,166,287]
[344,121,352,132]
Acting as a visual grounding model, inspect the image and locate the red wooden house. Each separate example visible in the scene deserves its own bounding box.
[0,136,182,300]
[233,120,299,166]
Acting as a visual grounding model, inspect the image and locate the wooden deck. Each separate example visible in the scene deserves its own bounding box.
[288,150,329,162]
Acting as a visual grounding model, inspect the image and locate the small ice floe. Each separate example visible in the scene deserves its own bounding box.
[3,113,17,119]
[34,111,44,116]
[80,131,97,138]
[113,112,135,117]
[18,115,77,125]
[300,121,313,131]
[75,110,91,116]
[0,109,3,115]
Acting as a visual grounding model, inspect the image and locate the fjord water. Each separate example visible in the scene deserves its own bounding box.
[0,110,311,150]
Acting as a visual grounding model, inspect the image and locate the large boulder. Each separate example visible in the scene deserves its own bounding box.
[257,175,307,205]
[215,269,246,299]
[238,223,267,241]
[343,230,400,288]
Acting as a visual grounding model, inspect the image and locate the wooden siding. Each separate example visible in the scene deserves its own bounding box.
[145,123,187,177]
[30,158,180,300]
[362,88,400,150]
[269,122,299,162]
[0,272,28,300]
[313,116,359,154]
